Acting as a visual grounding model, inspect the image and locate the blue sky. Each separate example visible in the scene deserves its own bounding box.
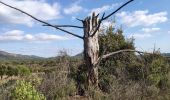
[0,0,170,57]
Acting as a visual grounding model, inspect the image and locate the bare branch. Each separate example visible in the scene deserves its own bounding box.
[102,0,134,21]
[95,48,107,67]
[53,27,83,39]
[102,49,150,59]
[96,13,100,18]
[43,25,84,29]
[0,1,83,39]
[76,18,84,22]
[90,0,133,37]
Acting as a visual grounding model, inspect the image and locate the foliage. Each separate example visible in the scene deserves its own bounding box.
[0,64,7,79]
[99,25,135,55]
[145,55,170,89]
[96,24,170,99]
[17,65,31,76]
[11,80,46,100]
[54,79,76,100]
[38,56,77,100]
[0,64,30,79]
[98,25,137,92]
[6,66,16,77]
[70,63,88,95]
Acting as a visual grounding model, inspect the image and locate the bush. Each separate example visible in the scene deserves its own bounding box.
[17,65,31,76]
[0,64,7,79]
[54,79,76,100]
[11,80,46,100]
[6,66,15,77]
[88,86,107,100]
[0,65,31,78]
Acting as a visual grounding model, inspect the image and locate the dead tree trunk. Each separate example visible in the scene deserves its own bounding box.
[83,13,99,89]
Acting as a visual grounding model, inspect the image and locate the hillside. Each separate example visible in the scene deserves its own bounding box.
[0,50,43,61]
[162,53,170,58]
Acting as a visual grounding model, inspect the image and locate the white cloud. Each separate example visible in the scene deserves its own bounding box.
[103,21,112,27]
[35,33,67,41]
[129,33,151,39]
[128,27,161,39]
[101,21,116,28]
[0,0,61,26]
[168,31,170,34]
[0,30,69,42]
[89,3,119,15]
[90,5,110,15]
[4,30,24,36]
[64,4,83,14]
[64,0,88,15]
[116,10,168,27]
[142,28,160,33]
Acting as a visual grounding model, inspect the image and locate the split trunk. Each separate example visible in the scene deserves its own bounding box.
[83,13,100,89]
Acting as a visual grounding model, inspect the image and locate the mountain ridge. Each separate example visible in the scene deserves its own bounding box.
[0,50,170,61]
[0,50,44,61]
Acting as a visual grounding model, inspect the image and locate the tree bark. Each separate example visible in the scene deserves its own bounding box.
[83,13,99,89]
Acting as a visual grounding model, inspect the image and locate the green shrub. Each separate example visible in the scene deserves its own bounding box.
[25,74,42,88]
[0,65,31,78]
[11,80,46,100]
[6,66,15,77]
[54,79,76,100]
[0,64,7,79]
[17,65,31,76]
[148,58,169,86]
[88,86,107,100]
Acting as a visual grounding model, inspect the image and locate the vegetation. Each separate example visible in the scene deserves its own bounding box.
[0,64,30,79]
[11,80,46,100]
[0,0,170,99]
[0,24,170,100]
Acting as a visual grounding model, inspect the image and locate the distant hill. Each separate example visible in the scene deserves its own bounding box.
[74,52,83,58]
[1,50,169,61]
[0,50,44,61]
[162,53,170,58]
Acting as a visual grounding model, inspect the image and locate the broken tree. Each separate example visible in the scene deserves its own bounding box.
[0,0,140,89]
